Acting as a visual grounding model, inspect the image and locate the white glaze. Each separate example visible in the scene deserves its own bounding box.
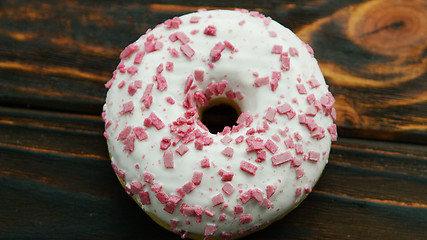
[104,9,336,238]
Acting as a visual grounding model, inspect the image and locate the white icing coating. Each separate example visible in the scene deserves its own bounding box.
[103,9,337,238]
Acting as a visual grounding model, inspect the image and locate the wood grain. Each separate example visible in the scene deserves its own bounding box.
[0,0,425,143]
[0,106,426,239]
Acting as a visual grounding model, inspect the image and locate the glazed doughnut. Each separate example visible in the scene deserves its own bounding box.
[103,9,337,239]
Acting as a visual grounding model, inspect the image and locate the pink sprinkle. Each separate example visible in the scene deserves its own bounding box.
[289,47,299,56]
[296,168,305,179]
[280,53,290,71]
[264,107,277,122]
[139,191,151,205]
[225,90,236,99]
[168,195,182,204]
[240,190,252,204]
[240,161,257,175]
[134,51,145,64]
[252,188,263,202]
[254,76,270,87]
[165,61,174,71]
[166,97,175,104]
[117,126,132,140]
[190,16,201,23]
[191,70,204,83]
[235,135,244,144]
[182,181,196,194]
[197,120,209,132]
[271,134,281,142]
[126,66,138,75]
[129,182,144,195]
[175,144,189,156]
[163,202,177,214]
[117,63,126,73]
[284,137,295,148]
[308,76,320,88]
[160,137,172,150]
[210,42,225,62]
[120,44,140,59]
[224,41,236,52]
[163,150,174,168]
[265,139,279,154]
[118,80,125,88]
[133,127,148,141]
[183,93,195,109]
[212,193,225,206]
[151,183,162,193]
[155,74,167,91]
[236,111,253,127]
[295,143,304,155]
[277,102,292,114]
[222,147,234,158]
[205,224,217,236]
[328,124,338,141]
[305,43,314,57]
[217,80,228,94]
[120,101,134,115]
[271,45,282,54]
[238,20,245,25]
[271,151,293,166]
[143,172,154,184]
[156,63,164,73]
[220,135,233,145]
[256,150,267,162]
[305,185,312,193]
[219,213,227,222]
[306,106,318,117]
[205,208,215,217]
[192,171,203,185]
[240,214,252,224]
[169,48,179,57]
[156,191,169,204]
[176,32,190,44]
[296,84,307,94]
[204,25,217,36]
[194,90,208,106]
[164,17,182,29]
[266,185,277,198]
[144,112,165,130]
[269,31,277,37]
[184,74,193,94]
[176,188,185,198]
[201,158,210,168]
[222,183,235,196]
[308,151,320,162]
[261,198,273,209]
[264,17,272,26]
[169,33,178,42]
[291,158,302,168]
[180,44,195,59]
[221,171,234,182]
[296,187,302,196]
[234,205,244,215]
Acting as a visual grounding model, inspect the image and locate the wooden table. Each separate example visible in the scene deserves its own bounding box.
[1,0,426,239]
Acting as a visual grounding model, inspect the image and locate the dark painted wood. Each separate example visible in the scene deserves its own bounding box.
[0,0,426,239]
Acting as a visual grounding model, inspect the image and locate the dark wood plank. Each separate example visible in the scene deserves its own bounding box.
[0,0,425,143]
[0,107,426,239]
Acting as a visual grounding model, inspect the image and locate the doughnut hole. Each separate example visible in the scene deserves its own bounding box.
[199,98,242,134]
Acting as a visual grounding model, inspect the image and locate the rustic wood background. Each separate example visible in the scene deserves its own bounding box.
[1,0,426,239]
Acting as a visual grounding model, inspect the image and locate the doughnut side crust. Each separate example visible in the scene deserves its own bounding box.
[103,9,337,239]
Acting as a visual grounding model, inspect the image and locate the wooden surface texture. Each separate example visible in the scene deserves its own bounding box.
[1,0,426,239]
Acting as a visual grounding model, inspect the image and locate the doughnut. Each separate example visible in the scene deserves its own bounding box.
[102,9,337,239]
